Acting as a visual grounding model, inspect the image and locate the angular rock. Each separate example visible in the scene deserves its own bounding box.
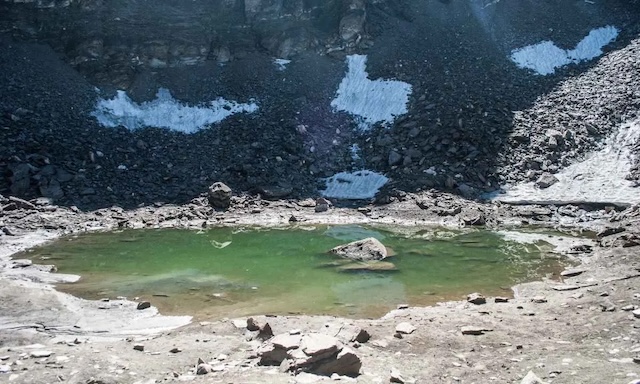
[467,292,486,305]
[395,322,416,335]
[330,238,389,262]
[271,334,302,351]
[196,363,213,375]
[207,182,232,209]
[136,301,151,310]
[312,347,361,377]
[521,370,546,384]
[301,334,340,358]
[535,173,559,189]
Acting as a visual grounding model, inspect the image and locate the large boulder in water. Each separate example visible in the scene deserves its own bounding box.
[330,237,389,261]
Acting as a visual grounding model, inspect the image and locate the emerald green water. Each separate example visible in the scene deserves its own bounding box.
[22,225,567,319]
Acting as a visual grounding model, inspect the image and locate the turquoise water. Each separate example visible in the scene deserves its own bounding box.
[22,225,566,319]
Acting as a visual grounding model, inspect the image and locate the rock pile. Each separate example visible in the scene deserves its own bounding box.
[257,332,362,377]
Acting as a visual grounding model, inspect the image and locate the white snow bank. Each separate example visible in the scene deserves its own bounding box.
[92,88,258,133]
[322,170,389,199]
[496,119,640,206]
[331,55,412,130]
[510,26,619,75]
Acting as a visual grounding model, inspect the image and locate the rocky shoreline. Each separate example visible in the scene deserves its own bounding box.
[1,193,640,383]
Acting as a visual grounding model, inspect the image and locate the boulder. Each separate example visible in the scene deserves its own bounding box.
[9,163,32,196]
[207,182,232,209]
[520,371,546,384]
[535,173,559,189]
[330,238,389,262]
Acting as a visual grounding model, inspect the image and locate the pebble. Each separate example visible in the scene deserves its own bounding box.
[633,309,640,319]
[495,297,510,303]
[169,348,182,353]
[0,365,10,373]
[133,344,144,351]
[136,301,151,310]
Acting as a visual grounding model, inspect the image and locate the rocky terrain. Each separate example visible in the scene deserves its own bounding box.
[1,0,640,209]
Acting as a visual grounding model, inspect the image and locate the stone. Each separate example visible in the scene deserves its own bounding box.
[560,269,585,277]
[520,370,545,384]
[136,301,151,310]
[301,334,340,357]
[169,348,182,353]
[395,322,416,335]
[632,309,640,319]
[535,173,559,189]
[231,319,247,329]
[390,367,416,384]
[532,296,547,303]
[495,297,510,303]
[312,347,361,377]
[133,344,144,351]
[0,365,10,373]
[271,334,302,351]
[207,182,232,209]
[388,151,403,166]
[339,9,365,41]
[461,326,492,335]
[29,351,53,358]
[196,363,213,375]
[9,163,31,196]
[330,238,389,262]
[467,292,486,305]
[351,329,370,344]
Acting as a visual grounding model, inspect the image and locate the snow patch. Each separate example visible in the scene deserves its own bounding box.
[331,55,412,130]
[510,26,619,75]
[274,58,291,71]
[92,88,258,133]
[322,170,389,200]
[496,120,640,206]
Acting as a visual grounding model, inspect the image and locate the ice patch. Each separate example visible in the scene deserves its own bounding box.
[274,58,291,71]
[322,170,389,200]
[331,55,412,130]
[496,120,640,206]
[92,88,258,133]
[510,26,619,75]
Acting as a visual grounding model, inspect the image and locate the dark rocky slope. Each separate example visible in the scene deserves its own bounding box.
[1,0,639,209]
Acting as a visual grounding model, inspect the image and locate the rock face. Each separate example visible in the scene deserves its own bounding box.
[330,238,389,261]
[207,182,232,209]
[258,332,362,377]
[0,0,366,88]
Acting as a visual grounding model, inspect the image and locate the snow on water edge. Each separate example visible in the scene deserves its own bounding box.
[322,170,389,200]
[495,119,640,206]
[331,55,412,130]
[92,88,259,133]
[510,26,619,75]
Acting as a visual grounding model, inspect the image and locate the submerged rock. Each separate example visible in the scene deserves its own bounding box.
[336,261,397,272]
[330,237,389,261]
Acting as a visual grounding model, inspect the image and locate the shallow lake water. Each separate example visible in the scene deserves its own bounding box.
[22,225,570,319]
